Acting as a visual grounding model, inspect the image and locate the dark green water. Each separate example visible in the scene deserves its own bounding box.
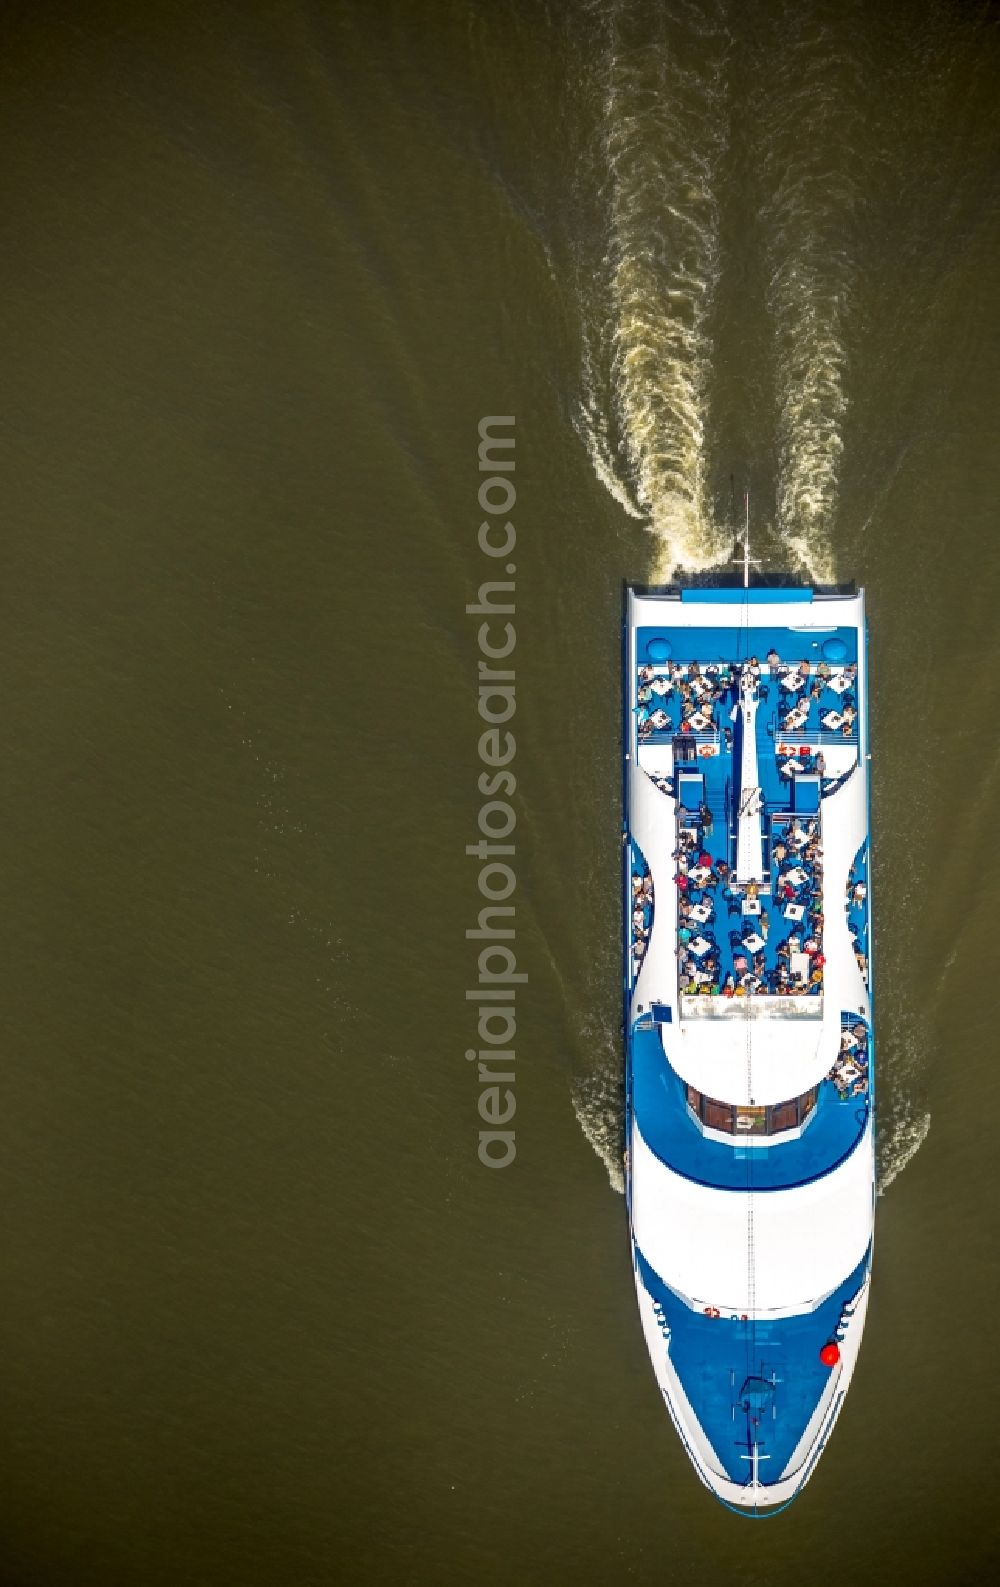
[0,1,998,1582]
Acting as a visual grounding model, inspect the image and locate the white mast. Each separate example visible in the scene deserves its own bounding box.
[734,489,765,883]
[735,491,760,587]
[735,670,765,883]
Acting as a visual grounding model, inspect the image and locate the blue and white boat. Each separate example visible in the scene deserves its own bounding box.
[623,544,874,1513]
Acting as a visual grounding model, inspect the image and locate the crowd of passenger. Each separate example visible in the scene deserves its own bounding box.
[764,815,825,994]
[828,1018,870,1098]
[846,850,869,986]
[630,855,654,980]
[773,654,858,740]
[629,647,863,999]
[636,651,859,745]
[672,826,727,994]
[636,660,735,740]
[672,810,826,999]
[777,746,827,780]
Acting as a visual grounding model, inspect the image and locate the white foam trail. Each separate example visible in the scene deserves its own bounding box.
[868,799,934,1198]
[760,12,867,582]
[571,1066,626,1195]
[872,745,1000,1195]
[771,273,846,582]
[574,333,647,521]
[568,3,935,1204]
[578,0,733,580]
[877,1107,930,1198]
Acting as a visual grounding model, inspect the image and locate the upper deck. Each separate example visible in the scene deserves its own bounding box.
[624,586,871,1106]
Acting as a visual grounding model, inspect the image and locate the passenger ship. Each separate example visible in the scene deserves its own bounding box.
[623,543,874,1513]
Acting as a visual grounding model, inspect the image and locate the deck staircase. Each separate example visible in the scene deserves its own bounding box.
[706,776,732,868]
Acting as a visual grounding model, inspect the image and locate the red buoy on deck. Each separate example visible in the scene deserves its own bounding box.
[820,1342,840,1367]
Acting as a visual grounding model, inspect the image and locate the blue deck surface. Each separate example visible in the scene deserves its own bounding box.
[680,588,813,604]
[631,633,861,1000]
[671,769,825,1001]
[635,1244,871,1488]
[631,1023,870,1190]
[637,624,857,668]
[640,663,858,749]
[633,744,828,1001]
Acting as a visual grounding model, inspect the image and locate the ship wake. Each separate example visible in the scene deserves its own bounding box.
[569,1,931,1200]
[757,3,870,583]
[575,0,733,581]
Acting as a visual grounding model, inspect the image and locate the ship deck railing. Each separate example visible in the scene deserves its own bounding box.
[640,727,721,749]
[770,727,858,749]
[679,994,823,1020]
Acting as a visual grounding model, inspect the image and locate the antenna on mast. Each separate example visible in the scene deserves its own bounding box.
[734,489,761,588]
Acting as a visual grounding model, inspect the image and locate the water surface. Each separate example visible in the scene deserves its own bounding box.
[0,2,997,1582]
